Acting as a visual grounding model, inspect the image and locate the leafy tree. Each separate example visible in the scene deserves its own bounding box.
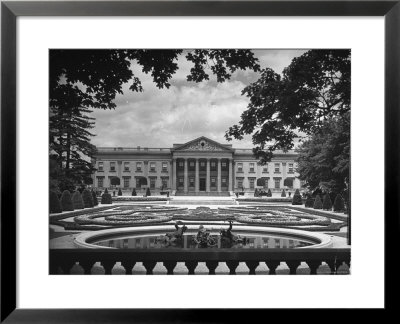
[322,194,333,210]
[313,195,323,209]
[60,190,74,211]
[225,49,350,164]
[50,191,62,213]
[305,196,315,208]
[284,178,294,187]
[292,189,303,205]
[110,177,120,187]
[296,112,350,193]
[256,178,265,187]
[333,194,345,212]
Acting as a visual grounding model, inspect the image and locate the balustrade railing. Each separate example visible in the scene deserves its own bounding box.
[50,248,350,275]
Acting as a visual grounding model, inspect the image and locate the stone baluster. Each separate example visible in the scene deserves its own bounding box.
[185,261,198,275]
[60,260,75,275]
[101,260,116,275]
[306,260,321,275]
[79,260,96,275]
[286,261,301,275]
[121,260,136,275]
[226,261,239,275]
[163,261,177,275]
[265,261,280,275]
[205,261,218,274]
[245,261,259,275]
[143,261,157,275]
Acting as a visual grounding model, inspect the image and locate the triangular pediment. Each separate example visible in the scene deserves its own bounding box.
[172,136,233,152]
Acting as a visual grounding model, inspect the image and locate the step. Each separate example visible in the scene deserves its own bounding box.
[169,200,236,205]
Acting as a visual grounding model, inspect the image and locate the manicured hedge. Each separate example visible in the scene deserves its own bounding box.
[266,189,272,197]
[132,189,137,196]
[60,190,74,211]
[91,190,99,206]
[281,189,286,197]
[82,189,94,208]
[313,195,323,209]
[72,191,85,209]
[291,189,303,205]
[305,197,315,208]
[333,194,345,212]
[322,194,333,210]
[50,190,62,213]
[146,187,151,197]
[118,188,123,196]
[101,192,113,204]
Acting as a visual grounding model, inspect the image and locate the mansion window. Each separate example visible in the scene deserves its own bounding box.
[124,162,130,171]
[263,164,268,173]
[98,162,103,171]
[110,162,116,172]
[150,162,156,172]
[178,177,184,187]
[123,178,130,188]
[97,177,104,188]
[210,161,216,171]
[249,163,255,172]
[189,161,195,171]
[178,161,184,169]
[200,161,206,171]
[288,163,294,173]
[236,179,243,189]
[161,178,169,189]
[149,178,156,189]
[221,177,227,187]
[263,178,268,189]
[274,163,280,173]
[221,161,228,171]
[211,177,217,187]
[136,162,142,172]
[274,179,281,189]
[135,178,141,189]
[162,162,168,172]
[189,177,195,188]
[237,163,243,172]
[249,178,255,189]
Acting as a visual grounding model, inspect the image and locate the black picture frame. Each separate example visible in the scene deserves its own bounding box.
[1,0,399,322]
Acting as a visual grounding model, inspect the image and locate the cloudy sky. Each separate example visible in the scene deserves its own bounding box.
[91,49,307,149]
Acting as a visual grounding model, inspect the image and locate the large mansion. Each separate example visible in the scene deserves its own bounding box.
[92,136,302,194]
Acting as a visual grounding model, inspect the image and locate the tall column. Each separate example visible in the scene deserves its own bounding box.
[282,162,287,188]
[172,159,177,190]
[206,158,210,192]
[195,159,199,192]
[184,158,188,193]
[144,161,148,189]
[217,158,222,192]
[228,159,233,191]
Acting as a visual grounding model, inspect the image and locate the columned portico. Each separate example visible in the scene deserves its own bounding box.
[228,159,233,191]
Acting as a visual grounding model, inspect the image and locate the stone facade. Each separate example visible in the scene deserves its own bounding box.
[92,136,302,193]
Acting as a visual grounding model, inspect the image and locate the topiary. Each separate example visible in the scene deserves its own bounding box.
[267,189,272,197]
[60,190,74,211]
[118,188,122,196]
[281,189,286,197]
[101,192,112,204]
[305,197,315,208]
[146,187,151,197]
[291,189,303,205]
[72,191,84,209]
[91,190,98,206]
[333,194,345,212]
[50,190,62,213]
[82,189,94,208]
[132,188,137,196]
[313,195,323,209]
[104,188,109,194]
[322,194,333,210]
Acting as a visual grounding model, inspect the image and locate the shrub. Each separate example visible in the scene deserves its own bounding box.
[50,190,62,213]
[101,192,112,204]
[291,189,303,205]
[60,190,74,211]
[118,188,122,196]
[72,191,84,209]
[267,189,272,197]
[333,194,345,212]
[132,189,137,196]
[305,197,315,208]
[104,188,109,194]
[313,195,323,209]
[146,187,151,197]
[281,189,286,197]
[82,189,94,208]
[91,190,99,206]
[322,194,333,210]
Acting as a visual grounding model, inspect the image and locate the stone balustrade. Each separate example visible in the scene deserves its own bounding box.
[50,248,350,275]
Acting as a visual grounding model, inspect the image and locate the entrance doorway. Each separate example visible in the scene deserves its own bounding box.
[199,178,206,191]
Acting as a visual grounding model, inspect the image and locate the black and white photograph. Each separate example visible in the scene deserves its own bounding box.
[49,49,351,275]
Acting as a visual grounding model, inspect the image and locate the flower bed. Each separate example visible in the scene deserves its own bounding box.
[112,196,170,202]
[114,205,187,212]
[233,213,331,226]
[236,197,294,203]
[74,212,172,226]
